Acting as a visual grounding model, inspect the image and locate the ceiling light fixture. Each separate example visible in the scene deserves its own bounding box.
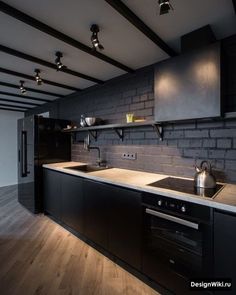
[19,80,26,94]
[55,51,66,71]
[158,0,173,15]
[34,69,43,85]
[90,24,104,51]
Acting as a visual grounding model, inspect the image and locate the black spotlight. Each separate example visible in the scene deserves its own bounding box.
[55,51,66,71]
[19,80,26,94]
[34,69,43,85]
[158,0,173,15]
[90,24,104,51]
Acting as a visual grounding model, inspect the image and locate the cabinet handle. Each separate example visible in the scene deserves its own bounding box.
[145,208,199,230]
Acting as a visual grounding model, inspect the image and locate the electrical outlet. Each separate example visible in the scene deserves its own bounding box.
[122,152,137,160]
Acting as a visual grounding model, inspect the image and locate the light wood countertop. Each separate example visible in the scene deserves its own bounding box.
[43,162,236,214]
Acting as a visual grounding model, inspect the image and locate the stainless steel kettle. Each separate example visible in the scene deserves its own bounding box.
[194,161,216,189]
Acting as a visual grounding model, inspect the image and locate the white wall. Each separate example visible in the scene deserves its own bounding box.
[0,110,24,187]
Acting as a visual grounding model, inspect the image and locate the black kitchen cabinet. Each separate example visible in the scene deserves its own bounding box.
[214,210,236,294]
[44,169,62,220]
[107,186,142,270]
[83,179,109,249]
[61,174,84,234]
[82,179,142,269]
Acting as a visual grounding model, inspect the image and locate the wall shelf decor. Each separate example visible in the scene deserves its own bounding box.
[63,121,163,142]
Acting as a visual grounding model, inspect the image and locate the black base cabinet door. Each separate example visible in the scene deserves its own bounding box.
[107,186,142,270]
[83,179,142,271]
[43,169,62,220]
[214,210,236,294]
[61,174,84,234]
[83,179,109,249]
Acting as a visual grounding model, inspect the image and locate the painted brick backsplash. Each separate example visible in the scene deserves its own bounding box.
[67,67,236,183]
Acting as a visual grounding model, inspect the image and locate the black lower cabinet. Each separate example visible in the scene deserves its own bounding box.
[107,185,142,270]
[44,169,84,235]
[44,169,62,220]
[46,169,236,294]
[214,210,236,294]
[83,179,109,249]
[61,174,84,234]
[82,179,142,271]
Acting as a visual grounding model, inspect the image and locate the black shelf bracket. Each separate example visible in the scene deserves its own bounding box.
[113,128,124,141]
[152,124,163,141]
[88,130,97,141]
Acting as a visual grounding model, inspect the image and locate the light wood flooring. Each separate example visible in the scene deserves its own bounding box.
[0,185,159,295]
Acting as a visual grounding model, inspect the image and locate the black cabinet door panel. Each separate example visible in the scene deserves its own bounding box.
[214,210,236,294]
[61,174,84,234]
[107,186,142,270]
[83,180,109,249]
[43,169,61,220]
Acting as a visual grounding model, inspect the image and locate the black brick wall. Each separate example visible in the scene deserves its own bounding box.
[27,36,236,183]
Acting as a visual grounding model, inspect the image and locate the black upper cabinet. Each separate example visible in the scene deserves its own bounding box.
[61,174,84,234]
[107,186,142,270]
[83,179,109,249]
[154,42,221,122]
[44,169,62,220]
[222,35,236,113]
[214,210,236,294]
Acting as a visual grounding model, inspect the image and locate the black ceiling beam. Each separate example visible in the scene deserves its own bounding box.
[0,97,40,106]
[0,67,80,92]
[105,0,177,57]
[0,103,32,109]
[0,44,103,84]
[0,107,25,112]
[0,1,133,73]
[0,90,50,103]
[0,81,62,98]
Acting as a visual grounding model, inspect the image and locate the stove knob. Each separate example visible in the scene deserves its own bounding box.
[157,200,162,206]
[181,205,186,213]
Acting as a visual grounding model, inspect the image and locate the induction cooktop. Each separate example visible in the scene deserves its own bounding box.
[148,177,224,199]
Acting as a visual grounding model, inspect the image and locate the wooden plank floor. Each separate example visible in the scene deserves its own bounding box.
[0,185,159,295]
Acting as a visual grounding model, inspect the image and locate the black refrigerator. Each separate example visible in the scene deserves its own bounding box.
[18,115,71,213]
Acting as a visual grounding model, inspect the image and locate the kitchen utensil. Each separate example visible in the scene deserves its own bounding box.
[80,115,87,127]
[194,161,216,189]
[85,117,97,126]
[126,113,134,123]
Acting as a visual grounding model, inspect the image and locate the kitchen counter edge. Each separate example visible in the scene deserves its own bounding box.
[43,162,236,214]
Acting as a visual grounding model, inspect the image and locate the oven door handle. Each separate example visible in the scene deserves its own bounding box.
[145,208,199,230]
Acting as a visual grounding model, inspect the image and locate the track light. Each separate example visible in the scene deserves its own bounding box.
[34,69,43,85]
[55,51,66,71]
[158,0,173,15]
[19,80,26,94]
[90,24,104,51]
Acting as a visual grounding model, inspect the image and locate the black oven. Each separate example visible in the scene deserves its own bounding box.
[142,193,213,295]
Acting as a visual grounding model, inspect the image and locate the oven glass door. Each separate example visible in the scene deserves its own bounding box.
[145,208,203,256]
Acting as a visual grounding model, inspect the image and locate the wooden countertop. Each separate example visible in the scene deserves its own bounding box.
[43,162,236,214]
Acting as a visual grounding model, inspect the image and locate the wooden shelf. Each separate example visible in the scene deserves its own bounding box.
[63,121,163,141]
